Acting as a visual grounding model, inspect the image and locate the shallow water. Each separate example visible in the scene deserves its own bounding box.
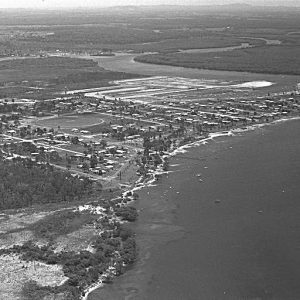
[138,119,300,300]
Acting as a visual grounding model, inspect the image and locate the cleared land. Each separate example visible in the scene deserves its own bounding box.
[84,76,276,106]
[34,112,157,135]
[0,254,67,300]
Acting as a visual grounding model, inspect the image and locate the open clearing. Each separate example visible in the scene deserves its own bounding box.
[84,76,275,105]
[34,111,158,135]
[34,113,106,130]
[0,254,67,300]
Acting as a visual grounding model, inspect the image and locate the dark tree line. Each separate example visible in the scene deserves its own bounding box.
[0,159,92,210]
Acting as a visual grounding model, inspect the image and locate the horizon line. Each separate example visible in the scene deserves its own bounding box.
[1,3,300,10]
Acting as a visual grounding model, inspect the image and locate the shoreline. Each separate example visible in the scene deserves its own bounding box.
[85,115,300,300]
[88,52,300,79]
[138,117,300,300]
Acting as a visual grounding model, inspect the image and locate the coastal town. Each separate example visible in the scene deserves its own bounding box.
[1,69,300,299]
[1,75,299,189]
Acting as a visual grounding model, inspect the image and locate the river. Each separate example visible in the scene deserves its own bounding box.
[88,52,299,93]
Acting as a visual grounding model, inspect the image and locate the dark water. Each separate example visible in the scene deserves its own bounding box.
[139,120,300,300]
[89,120,300,300]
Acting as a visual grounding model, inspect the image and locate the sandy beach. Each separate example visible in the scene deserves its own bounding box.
[88,118,300,300]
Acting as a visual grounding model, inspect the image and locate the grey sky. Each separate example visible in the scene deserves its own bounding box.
[0,0,298,8]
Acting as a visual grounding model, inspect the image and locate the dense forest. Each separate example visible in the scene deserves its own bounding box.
[0,159,92,210]
[135,45,300,75]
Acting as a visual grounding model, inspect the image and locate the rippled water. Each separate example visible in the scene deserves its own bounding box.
[88,119,300,300]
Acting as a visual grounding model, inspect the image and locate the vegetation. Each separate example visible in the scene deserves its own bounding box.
[115,206,138,222]
[51,69,139,86]
[22,280,71,300]
[0,160,92,210]
[1,6,298,54]
[135,45,300,75]
[29,210,98,240]
[0,221,138,300]
[0,56,96,70]
[0,157,139,298]
[0,56,140,98]
[0,57,96,83]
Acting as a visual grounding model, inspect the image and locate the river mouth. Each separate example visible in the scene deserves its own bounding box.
[87,51,298,94]
[93,36,287,84]
[83,36,292,85]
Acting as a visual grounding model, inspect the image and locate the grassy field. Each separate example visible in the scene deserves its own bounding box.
[34,112,157,134]
[0,57,97,83]
[0,56,141,98]
[34,113,106,130]
[135,45,300,75]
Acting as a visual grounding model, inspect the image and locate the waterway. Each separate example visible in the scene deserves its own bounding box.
[90,52,299,93]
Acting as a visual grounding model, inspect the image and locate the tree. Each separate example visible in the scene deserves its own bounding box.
[100,139,107,148]
[90,155,98,168]
[71,136,79,144]
[82,162,89,172]
[66,157,72,169]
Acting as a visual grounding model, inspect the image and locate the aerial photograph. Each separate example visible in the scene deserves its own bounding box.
[0,0,299,299]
